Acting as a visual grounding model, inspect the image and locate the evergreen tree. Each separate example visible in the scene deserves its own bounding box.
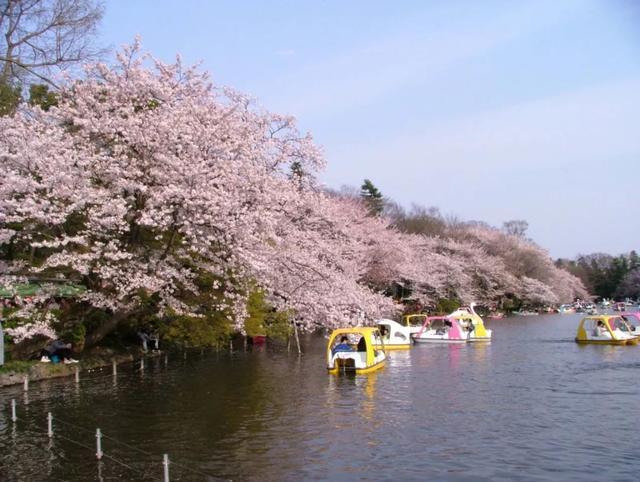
[360,179,384,216]
[0,81,21,116]
[28,84,58,111]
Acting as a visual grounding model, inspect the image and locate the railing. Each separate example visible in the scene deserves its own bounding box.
[4,352,229,481]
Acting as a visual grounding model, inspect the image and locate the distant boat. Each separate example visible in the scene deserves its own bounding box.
[512,310,539,316]
[557,304,576,314]
[612,302,626,312]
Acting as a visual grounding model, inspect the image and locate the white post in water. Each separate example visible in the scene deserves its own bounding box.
[47,412,53,438]
[163,454,170,482]
[75,367,80,383]
[112,360,117,376]
[293,322,301,355]
[23,376,29,392]
[164,355,168,367]
[140,359,144,371]
[0,318,4,366]
[11,399,17,422]
[96,428,103,460]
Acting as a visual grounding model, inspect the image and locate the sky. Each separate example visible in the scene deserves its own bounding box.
[98,0,640,259]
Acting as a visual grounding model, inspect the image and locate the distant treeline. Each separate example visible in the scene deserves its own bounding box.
[556,252,640,301]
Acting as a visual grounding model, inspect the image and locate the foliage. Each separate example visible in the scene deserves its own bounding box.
[0,81,21,116]
[163,313,233,348]
[502,220,528,238]
[435,298,460,315]
[559,250,640,300]
[28,84,58,111]
[244,290,268,337]
[0,43,402,346]
[264,310,292,341]
[616,268,640,300]
[0,360,36,374]
[244,289,292,340]
[360,179,384,216]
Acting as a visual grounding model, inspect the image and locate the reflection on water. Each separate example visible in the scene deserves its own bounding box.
[2,313,640,481]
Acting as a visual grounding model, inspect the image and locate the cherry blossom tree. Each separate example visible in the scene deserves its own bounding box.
[0,42,402,343]
[0,42,589,348]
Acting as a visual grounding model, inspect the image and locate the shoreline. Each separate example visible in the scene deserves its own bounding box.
[0,348,154,388]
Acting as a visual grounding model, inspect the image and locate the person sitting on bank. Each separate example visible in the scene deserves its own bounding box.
[332,336,352,355]
[40,339,78,364]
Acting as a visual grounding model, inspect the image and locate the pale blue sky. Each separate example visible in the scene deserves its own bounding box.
[99,0,640,258]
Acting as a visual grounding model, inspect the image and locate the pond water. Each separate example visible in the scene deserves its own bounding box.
[1,313,640,481]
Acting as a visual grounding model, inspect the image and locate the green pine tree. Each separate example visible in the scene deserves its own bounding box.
[360,179,384,216]
[0,82,22,116]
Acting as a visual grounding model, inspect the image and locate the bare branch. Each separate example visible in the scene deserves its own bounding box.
[0,0,105,87]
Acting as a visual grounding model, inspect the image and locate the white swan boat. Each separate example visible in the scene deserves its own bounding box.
[449,303,492,342]
[374,318,412,350]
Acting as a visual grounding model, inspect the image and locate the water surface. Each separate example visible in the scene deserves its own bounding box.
[1,313,640,481]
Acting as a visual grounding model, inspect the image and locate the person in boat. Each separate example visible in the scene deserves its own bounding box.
[357,336,367,352]
[332,336,352,355]
[436,320,452,335]
[593,320,606,337]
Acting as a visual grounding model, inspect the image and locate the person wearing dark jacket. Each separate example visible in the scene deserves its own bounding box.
[40,339,78,364]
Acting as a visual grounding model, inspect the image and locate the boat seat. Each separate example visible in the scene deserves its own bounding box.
[332,351,368,368]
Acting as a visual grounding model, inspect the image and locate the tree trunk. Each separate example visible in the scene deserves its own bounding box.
[83,313,125,349]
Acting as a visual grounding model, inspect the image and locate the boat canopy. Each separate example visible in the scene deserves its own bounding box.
[327,327,385,369]
[402,314,429,327]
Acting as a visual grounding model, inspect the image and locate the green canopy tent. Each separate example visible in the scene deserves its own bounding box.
[0,283,86,298]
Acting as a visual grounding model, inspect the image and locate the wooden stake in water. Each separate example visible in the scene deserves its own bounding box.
[140,359,144,371]
[112,360,117,376]
[23,376,28,392]
[163,454,170,482]
[75,367,80,383]
[47,412,53,438]
[11,399,17,422]
[293,322,301,355]
[96,428,103,460]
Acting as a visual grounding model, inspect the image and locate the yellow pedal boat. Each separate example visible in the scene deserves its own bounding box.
[575,315,639,345]
[327,327,387,374]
